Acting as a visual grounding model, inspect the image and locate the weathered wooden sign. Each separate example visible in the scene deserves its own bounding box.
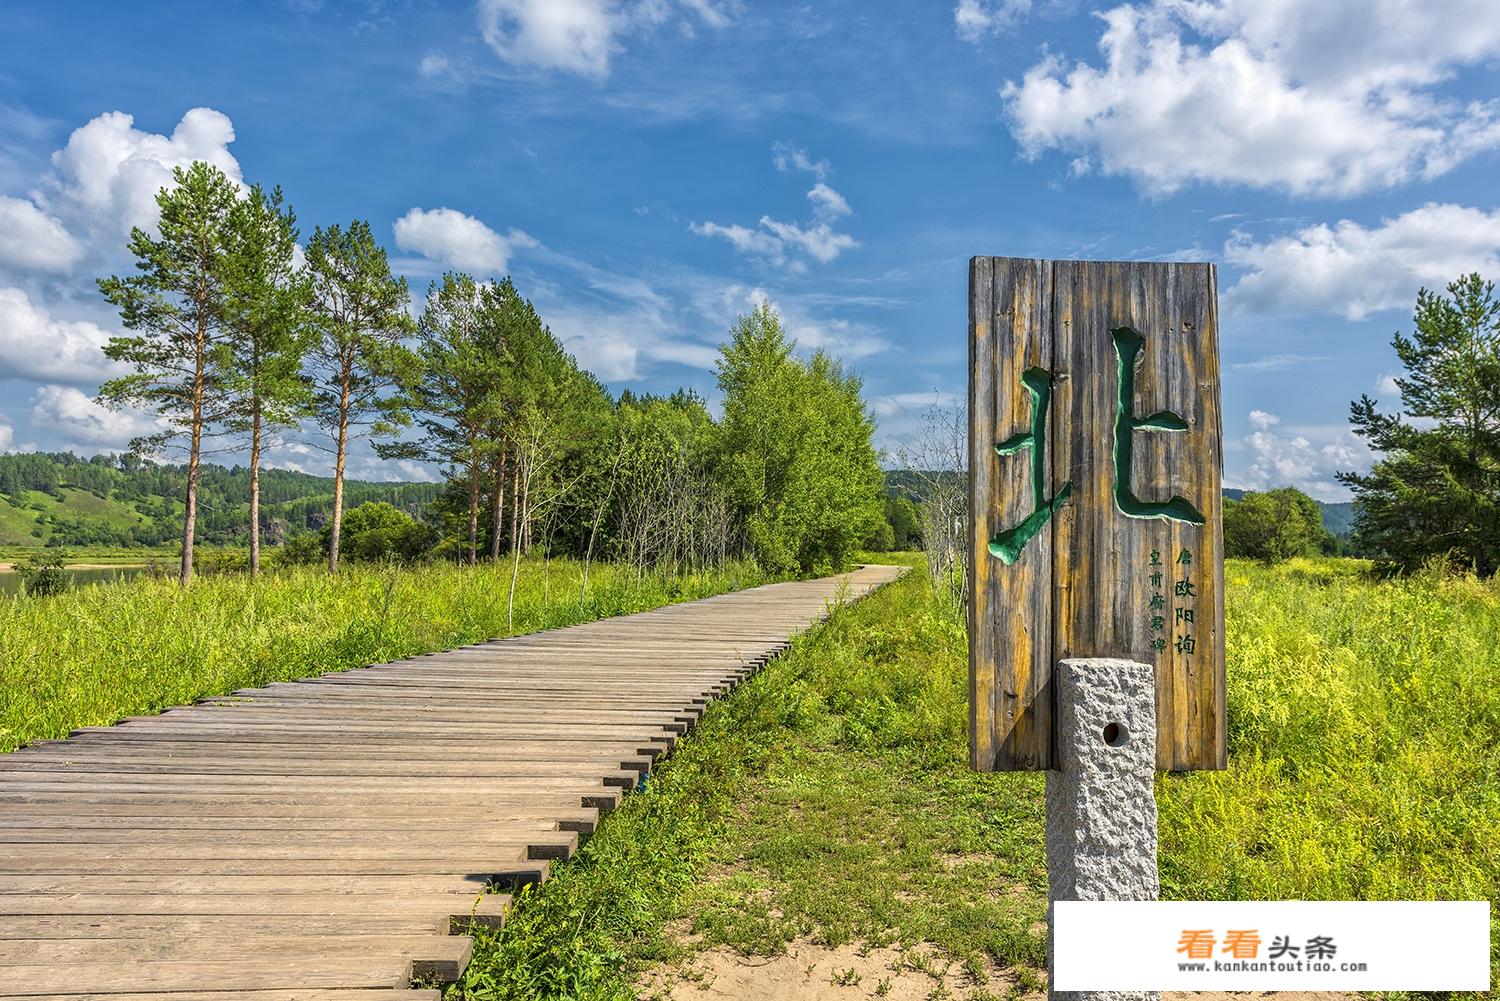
[969,257,1226,772]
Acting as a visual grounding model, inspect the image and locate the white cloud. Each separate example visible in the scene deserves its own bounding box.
[1228,409,1369,500]
[871,391,961,419]
[44,107,243,241]
[477,0,734,78]
[393,207,538,275]
[1002,0,1500,196]
[0,419,11,451]
[772,141,830,180]
[0,196,84,272]
[419,52,452,77]
[692,149,858,269]
[1228,353,1331,372]
[0,287,122,384]
[806,182,851,220]
[30,385,163,451]
[1375,372,1402,397]
[1225,203,1500,319]
[955,0,1031,42]
[758,218,858,264]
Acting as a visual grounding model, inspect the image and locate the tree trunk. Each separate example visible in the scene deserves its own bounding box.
[329,381,350,573]
[490,453,505,561]
[520,474,531,553]
[181,317,208,586]
[249,407,262,576]
[466,440,480,566]
[509,458,520,555]
[181,413,201,587]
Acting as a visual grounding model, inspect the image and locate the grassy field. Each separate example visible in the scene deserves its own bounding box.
[0,557,770,753]
[449,555,1499,1001]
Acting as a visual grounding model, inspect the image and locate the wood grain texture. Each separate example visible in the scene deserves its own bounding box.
[969,257,1055,770]
[0,565,905,996]
[969,256,1225,772]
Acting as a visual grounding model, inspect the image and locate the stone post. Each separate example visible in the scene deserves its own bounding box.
[1046,657,1159,1001]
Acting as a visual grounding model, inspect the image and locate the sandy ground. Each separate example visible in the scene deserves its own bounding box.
[637,938,1359,1001]
[637,937,1028,1001]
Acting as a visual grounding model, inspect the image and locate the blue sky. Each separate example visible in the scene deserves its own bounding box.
[1,0,1497,498]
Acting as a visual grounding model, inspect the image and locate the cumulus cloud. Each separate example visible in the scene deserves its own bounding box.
[44,107,243,240]
[955,0,1031,41]
[393,207,538,275]
[0,287,123,384]
[1002,0,1500,196]
[1224,203,1500,319]
[30,385,163,451]
[477,0,736,78]
[0,196,85,272]
[1228,409,1369,500]
[0,419,12,452]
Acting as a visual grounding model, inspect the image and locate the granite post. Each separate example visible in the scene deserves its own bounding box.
[1046,657,1160,1001]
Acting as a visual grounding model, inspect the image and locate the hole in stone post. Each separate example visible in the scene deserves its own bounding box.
[1103,721,1129,747]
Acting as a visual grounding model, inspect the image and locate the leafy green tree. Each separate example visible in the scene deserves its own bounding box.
[305,220,418,572]
[97,161,240,585]
[1340,273,1500,574]
[319,500,432,564]
[1223,488,1331,562]
[715,303,883,575]
[223,184,312,575]
[381,273,502,565]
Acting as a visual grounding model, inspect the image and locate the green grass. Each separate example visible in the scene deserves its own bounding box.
[450,555,1499,1000]
[0,557,770,753]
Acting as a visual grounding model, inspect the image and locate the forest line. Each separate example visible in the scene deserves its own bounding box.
[89,161,886,585]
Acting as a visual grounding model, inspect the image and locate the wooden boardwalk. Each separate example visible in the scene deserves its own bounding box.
[0,565,904,999]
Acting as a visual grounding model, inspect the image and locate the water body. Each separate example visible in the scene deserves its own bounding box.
[0,566,150,596]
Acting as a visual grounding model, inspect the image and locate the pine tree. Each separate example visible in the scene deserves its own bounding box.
[304,221,418,572]
[380,273,503,565]
[223,184,312,575]
[1340,273,1500,574]
[97,161,240,585]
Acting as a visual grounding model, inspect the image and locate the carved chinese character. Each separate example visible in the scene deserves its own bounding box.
[1112,327,1205,525]
[988,367,1073,565]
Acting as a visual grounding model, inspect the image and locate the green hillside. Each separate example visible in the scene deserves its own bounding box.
[0,452,442,548]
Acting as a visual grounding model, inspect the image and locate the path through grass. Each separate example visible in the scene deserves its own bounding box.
[0,557,769,753]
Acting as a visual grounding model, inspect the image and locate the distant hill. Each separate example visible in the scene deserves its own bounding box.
[893,474,1357,539]
[0,452,442,548]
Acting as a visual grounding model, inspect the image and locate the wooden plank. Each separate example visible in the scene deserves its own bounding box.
[1051,260,1225,770]
[969,255,1056,771]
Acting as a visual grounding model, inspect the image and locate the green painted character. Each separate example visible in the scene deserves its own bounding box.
[1111,327,1205,525]
[989,367,1073,565]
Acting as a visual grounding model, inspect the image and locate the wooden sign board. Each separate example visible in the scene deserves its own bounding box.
[968,257,1226,772]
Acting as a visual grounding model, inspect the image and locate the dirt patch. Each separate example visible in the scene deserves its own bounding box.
[637,937,1033,1001]
[1165,994,1359,1001]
